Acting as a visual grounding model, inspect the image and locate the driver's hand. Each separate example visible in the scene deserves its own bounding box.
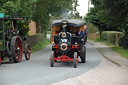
[81,38,84,41]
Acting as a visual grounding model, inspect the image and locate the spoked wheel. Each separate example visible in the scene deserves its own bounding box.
[11,36,23,63]
[25,44,31,60]
[81,45,86,63]
[74,52,78,68]
[50,51,55,67]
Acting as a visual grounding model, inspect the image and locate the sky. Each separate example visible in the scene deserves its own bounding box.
[77,0,94,16]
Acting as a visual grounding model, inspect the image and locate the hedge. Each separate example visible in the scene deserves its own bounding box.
[101,31,123,44]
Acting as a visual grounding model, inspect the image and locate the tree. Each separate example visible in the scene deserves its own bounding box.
[0,0,79,37]
[91,0,128,37]
[0,0,34,37]
[33,0,79,37]
[85,7,107,38]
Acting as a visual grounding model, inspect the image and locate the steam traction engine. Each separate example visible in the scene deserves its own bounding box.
[49,20,86,68]
[0,13,31,66]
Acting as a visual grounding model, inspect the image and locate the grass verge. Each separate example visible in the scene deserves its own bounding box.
[88,38,128,59]
[31,38,50,53]
[109,45,128,59]
[47,31,51,34]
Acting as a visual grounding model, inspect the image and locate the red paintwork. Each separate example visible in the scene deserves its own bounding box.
[50,45,79,62]
[55,31,59,35]
[15,37,23,62]
[49,55,79,62]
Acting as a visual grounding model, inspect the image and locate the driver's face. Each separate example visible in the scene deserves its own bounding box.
[78,27,81,31]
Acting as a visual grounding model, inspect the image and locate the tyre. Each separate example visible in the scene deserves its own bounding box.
[74,52,78,68]
[50,51,55,67]
[11,36,23,63]
[25,44,31,60]
[54,51,58,62]
[81,45,86,63]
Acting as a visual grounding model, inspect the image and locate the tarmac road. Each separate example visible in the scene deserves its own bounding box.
[0,42,102,85]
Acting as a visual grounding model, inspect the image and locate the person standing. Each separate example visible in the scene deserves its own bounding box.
[76,26,85,50]
[84,25,88,44]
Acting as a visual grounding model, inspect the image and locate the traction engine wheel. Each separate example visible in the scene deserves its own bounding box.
[74,52,78,68]
[11,36,23,63]
[50,51,55,67]
[81,45,86,63]
[25,44,31,60]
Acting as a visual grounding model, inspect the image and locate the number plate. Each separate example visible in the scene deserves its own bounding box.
[61,39,68,42]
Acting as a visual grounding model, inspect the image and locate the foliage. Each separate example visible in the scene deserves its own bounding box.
[31,38,49,52]
[95,37,101,42]
[0,0,34,37]
[110,45,128,59]
[91,0,128,37]
[101,31,123,44]
[84,7,107,38]
[86,23,98,33]
[0,0,79,37]
[33,0,79,37]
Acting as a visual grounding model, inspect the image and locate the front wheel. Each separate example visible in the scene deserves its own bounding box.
[74,52,78,68]
[50,51,55,67]
[25,44,31,60]
[81,45,86,63]
[11,36,23,63]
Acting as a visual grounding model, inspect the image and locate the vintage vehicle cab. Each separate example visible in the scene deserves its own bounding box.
[49,19,86,68]
[0,13,31,66]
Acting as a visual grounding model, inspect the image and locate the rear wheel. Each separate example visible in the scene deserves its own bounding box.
[25,44,31,60]
[74,52,78,68]
[11,36,23,63]
[81,45,86,63]
[50,51,55,67]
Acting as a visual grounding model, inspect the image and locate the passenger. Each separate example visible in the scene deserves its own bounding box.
[76,26,85,50]
[84,24,88,44]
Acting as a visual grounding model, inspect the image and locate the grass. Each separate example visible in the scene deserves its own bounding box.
[47,31,51,34]
[87,39,95,41]
[88,37,128,59]
[98,48,105,54]
[109,45,128,59]
[31,38,50,53]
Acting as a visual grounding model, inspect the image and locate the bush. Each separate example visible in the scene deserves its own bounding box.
[87,23,99,33]
[101,31,123,44]
[95,37,101,42]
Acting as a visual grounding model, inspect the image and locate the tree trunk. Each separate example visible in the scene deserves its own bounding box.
[37,20,42,33]
[99,28,102,39]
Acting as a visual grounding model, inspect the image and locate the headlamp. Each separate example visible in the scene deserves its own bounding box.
[62,33,66,38]
[74,42,78,47]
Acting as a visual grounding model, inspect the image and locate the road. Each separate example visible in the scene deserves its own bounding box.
[0,42,102,85]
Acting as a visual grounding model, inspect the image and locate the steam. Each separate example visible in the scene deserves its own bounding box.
[60,10,70,19]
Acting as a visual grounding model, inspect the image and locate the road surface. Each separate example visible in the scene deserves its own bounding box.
[0,43,102,85]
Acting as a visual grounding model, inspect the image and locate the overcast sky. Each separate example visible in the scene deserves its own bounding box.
[77,0,94,16]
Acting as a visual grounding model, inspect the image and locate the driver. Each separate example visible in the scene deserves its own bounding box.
[76,26,85,50]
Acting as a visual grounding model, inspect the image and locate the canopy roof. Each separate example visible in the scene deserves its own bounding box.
[4,16,28,20]
[52,19,86,27]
